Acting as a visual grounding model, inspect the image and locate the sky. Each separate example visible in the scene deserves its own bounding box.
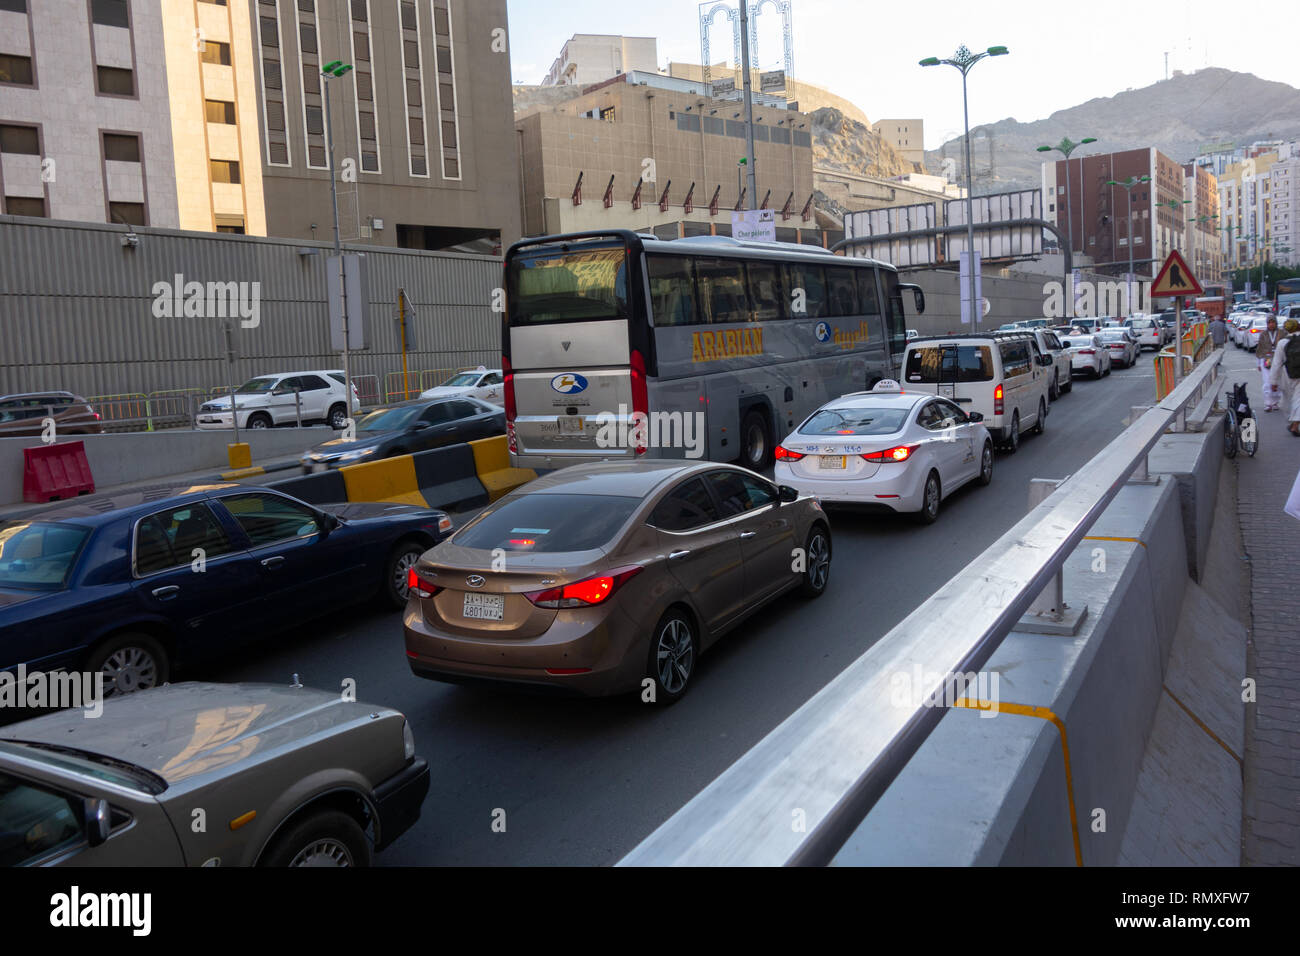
[504,0,1299,150]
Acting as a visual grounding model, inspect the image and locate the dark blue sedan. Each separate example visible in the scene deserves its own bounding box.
[0,484,451,696]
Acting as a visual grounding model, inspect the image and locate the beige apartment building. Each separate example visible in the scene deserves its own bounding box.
[515,72,820,242]
[1219,152,1277,272]
[543,34,658,87]
[2,0,520,252]
[872,119,925,171]
[1181,161,1222,283]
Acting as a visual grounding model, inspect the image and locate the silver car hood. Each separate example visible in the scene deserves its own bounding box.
[0,682,390,786]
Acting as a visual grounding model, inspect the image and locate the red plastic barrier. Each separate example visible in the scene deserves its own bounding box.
[23,441,95,503]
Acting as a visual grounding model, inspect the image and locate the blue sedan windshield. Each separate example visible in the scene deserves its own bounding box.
[0,522,91,589]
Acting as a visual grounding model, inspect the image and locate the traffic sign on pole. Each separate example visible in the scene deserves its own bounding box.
[1149,249,1203,299]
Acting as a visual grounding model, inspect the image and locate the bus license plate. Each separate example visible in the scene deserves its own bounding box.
[819,455,846,469]
[558,416,584,435]
[463,593,504,621]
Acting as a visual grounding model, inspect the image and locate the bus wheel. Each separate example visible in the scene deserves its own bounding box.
[739,409,772,471]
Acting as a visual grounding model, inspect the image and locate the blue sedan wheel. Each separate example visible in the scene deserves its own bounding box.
[88,633,169,697]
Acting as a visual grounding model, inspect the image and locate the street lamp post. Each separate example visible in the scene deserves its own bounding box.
[920,44,1009,332]
[1105,176,1149,316]
[321,60,354,415]
[1037,136,1097,314]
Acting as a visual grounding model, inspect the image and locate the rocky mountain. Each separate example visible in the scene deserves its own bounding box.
[809,107,911,178]
[924,69,1300,193]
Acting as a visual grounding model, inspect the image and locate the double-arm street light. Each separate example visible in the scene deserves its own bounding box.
[321,59,354,414]
[920,44,1009,331]
[1037,136,1097,268]
[1105,175,1150,315]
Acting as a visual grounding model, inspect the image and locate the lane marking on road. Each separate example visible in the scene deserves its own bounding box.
[953,698,1082,867]
[1083,535,1147,549]
[1162,684,1242,766]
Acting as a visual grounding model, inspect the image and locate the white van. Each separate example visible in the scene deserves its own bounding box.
[901,333,1051,453]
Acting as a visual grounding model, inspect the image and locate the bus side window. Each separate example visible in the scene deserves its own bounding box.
[856,269,881,315]
[696,257,748,325]
[646,255,698,326]
[826,267,860,317]
[784,262,827,319]
[746,261,785,321]
[882,274,907,353]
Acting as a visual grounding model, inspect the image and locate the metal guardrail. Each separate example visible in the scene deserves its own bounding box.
[619,350,1224,867]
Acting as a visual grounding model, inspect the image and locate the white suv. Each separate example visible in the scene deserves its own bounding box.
[901,333,1051,453]
[1004,328,1073,401]
[418,366,504,405]
[197,370,361,430]
[1124,315,1163,350]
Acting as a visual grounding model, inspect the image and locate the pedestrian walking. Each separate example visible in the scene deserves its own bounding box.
[1210,316,1227,349]
[1268,318,1300,436]
[1257,316,1283,412]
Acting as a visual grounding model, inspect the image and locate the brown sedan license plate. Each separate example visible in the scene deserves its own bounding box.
[463,593,504,621]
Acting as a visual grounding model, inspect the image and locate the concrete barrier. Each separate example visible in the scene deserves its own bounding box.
[269,438,536,512]
[0,427,327,506]
[831,422,1238,865]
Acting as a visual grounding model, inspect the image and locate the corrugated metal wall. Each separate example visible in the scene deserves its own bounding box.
[0,217,502,402]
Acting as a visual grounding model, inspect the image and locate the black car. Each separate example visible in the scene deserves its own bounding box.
[0,485,452,697]
[300,397,505,472]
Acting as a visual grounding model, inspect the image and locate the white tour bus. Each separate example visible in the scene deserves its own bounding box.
[502,230,926,470]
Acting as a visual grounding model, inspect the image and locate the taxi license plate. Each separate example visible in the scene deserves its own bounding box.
[819,455,846,469]
[558,416,584,436]
[463,593,504,621]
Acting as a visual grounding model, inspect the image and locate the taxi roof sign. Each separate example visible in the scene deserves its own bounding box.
[872,379,903,392]
[1149,250,1203,299]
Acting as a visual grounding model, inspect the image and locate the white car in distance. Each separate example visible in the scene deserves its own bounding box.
[1059,334,1112,378]
[197,370,360,430]
[419,367,504,405]
[773,380,994,524]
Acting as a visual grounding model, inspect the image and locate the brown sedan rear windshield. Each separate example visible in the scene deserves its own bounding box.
[454,494,640,553]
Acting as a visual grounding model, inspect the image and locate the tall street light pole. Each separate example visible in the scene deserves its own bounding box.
[322,60,354,416]
[1037,136,1097,317]
[738,0,758,211]
[921,44,1008,332]
[1105,175,1149,316]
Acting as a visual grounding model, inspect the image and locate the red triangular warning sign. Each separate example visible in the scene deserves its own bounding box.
[1150,250,1203,298]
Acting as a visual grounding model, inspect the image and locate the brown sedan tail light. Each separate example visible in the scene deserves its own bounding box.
[407,567,442,599]
[524,566,643,608]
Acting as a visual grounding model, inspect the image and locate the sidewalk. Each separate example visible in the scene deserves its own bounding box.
[1221,344,1300,866]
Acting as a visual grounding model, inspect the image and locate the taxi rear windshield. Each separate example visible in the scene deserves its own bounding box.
[507,245,630,325]
[802,406,909,436]
[904,345,993,384]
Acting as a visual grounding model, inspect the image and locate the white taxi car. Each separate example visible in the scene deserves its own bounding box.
[774,381,994,524]
[419,367,504,405]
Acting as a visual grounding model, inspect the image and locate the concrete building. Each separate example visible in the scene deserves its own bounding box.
[1218,151,1278,272]
[0,0,181,227]
[1,0,521,252]
[515,71,826,244]
[1269,157,1299,268]
[1041,147,1187,280]
[543,34,658,88]
[1181,162,1222,283]
[872,119,924,171]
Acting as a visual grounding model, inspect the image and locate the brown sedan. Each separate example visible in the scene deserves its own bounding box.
[403,461,832,703]
[0,392,104,438]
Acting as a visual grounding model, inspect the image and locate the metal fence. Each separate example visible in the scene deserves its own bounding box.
[619,350,1225,866]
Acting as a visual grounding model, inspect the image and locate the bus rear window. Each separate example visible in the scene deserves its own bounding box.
[904,346,993,384]
[508,246,629,325]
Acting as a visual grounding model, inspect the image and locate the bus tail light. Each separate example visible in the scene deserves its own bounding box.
[630,349,649,455]
[775,445,804,462]
[861,443,918,463]
[503,355,516,421]
[993,384,1004,416]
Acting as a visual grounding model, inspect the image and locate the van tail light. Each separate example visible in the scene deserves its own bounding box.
[993,384,1004,416]
[630,349,649,456]
[775,445,804,462]
[861,443,918,463]
[406,567,442,599]
[524,565,643,608]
